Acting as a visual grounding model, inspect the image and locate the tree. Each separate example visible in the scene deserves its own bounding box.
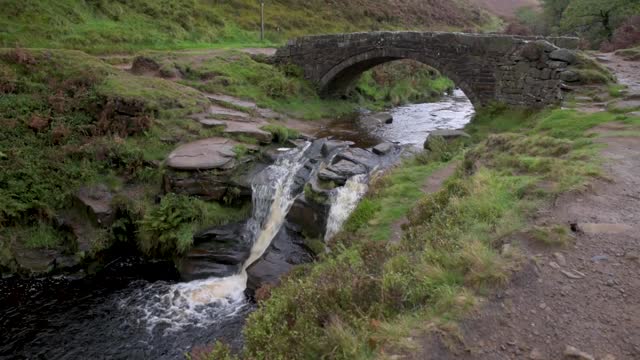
[541,0,572,33]
[560,0,640,43]
[515,6,547,35]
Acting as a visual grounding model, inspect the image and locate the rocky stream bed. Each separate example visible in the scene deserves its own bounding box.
[0,90,474,359]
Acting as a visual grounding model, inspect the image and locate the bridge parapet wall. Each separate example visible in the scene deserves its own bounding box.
[276,32,580,107]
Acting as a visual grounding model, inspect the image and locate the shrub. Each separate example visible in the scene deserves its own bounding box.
[137,193,200,256]
[261,124,300,144]
[600,15,640,52]
[137,193,250,256]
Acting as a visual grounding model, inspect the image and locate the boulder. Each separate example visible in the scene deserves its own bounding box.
[560,70,580,83]
[372,142,395,155]
[330,160,367,177]
[549,49,577,64]
[423,129,470,150]
[520,42,544,61]
[319,160,367,185]
[547,60,569,69]
[179,222,252,281]
[321,139,353,157]
[334,148,379,170]
[318,168,346,185]
[75,184,114,227]
[166,138,237,171]
[364,112,393,125]
[286,196,330,239]
[246,223,314,293]
[10,241,79,275]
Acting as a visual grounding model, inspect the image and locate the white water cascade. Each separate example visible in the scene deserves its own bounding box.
[324,174,369,242]
[126,143,311,333]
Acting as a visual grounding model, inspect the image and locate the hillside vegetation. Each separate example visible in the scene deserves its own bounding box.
[471,0,540,18]
[504,0,640,50]
[0,0,494,53]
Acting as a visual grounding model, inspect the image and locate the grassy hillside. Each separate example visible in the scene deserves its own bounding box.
[471,0,540,18]
[240,107,640,359]
[0,0,495,53]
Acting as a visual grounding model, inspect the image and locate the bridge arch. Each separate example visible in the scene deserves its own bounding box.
[275,32,580,108]
[318,48,479,106]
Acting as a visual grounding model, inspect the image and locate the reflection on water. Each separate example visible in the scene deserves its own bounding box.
[316,89,474,148]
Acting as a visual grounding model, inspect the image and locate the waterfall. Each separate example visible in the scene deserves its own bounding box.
[127,143,311,333]
[242,141,311,271]
[324,174,369,242]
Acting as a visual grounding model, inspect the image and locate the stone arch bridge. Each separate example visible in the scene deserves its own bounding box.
[275,32,580,107]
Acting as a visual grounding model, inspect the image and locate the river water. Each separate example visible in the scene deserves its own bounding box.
[316,89,474,148]
[0,90,474,360]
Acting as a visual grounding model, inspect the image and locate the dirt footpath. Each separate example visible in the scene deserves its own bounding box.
[414,54,640,360]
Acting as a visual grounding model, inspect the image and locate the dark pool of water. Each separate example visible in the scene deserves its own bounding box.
[0,257,252,360]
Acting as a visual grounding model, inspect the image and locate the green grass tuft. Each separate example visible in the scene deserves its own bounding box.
[261,124,300,144]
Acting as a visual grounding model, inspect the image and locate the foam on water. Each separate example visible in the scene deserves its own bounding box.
[126,143,311,334]
[377,89,474,147]
[324,174,369,242]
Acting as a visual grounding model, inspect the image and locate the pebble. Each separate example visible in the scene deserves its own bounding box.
[624,252,639,261]
[529,348,544,359]
[561,270,584,279]
[554,252,567,266]
[564,345,595,360]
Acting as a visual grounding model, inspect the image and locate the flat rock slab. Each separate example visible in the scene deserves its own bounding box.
[199,119,226,127]
[205,93,283,119]
[373,142,394,155]
[206,94,257,109]
[222,120,273,144]
[166,138,237,170]
[208,104,250,119]
[334,148,379,170]
[608,99,640,112]
[329,160,367,177]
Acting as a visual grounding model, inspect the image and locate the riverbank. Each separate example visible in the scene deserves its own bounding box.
[0,47,457,279]
[2,41,638,359]
[233,56,640,359]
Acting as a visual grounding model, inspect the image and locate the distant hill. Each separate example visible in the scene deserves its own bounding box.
[471,0,540,18]
[0,0,495,53]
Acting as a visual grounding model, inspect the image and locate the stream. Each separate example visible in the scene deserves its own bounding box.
[0,90,474,360]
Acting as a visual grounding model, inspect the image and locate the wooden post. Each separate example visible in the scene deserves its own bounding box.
[260,1,265,42]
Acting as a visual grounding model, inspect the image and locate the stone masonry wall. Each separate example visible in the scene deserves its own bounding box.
[275,32,580,108]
